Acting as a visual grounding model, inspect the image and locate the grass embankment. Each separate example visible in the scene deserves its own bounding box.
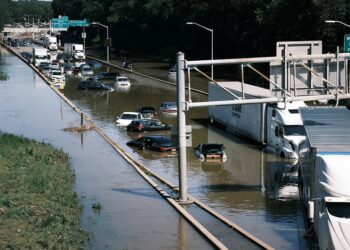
[0,133,87,249]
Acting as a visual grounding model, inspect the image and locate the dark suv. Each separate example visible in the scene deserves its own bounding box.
[77,80,113,91]
[92,71,120,80]
[127,119,171,132]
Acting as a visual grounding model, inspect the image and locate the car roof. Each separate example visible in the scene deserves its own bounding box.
[132,119,159,122]
[121,112,140,115]
[140,135,169,139]
[199,143,224,147]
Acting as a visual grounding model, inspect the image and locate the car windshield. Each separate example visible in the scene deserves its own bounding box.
[163,103,176,109]
[284,125,305,136]
[51,71,62,76]
[121,114,137,120]
[201,144,224,154]
[155,137,171,144]
[117,78,128,81]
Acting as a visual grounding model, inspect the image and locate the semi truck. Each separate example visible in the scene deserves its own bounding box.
[208,81,306,159]
[43,36,58,51]
[298,107,350,250]
[32,48,48,67]
[64,43,85,60]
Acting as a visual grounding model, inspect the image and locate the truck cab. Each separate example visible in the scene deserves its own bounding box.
[298,107,350,250]
[32,48,48,67]
[266,101,306,159]
[310,154,350,250]
[44,36,58,51]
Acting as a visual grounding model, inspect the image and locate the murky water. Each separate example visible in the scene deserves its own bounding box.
[0,47,214,249]
[63,54,309,249]
[0,46,310,249]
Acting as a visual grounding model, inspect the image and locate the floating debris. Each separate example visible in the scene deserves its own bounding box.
[63,125,94,133]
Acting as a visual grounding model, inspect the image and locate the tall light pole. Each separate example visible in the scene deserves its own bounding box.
[90,21,110,66]
[186,22,214,79]
[325,20,350,28]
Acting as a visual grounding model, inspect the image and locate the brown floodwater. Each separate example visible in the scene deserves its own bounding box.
[0,46,310,249]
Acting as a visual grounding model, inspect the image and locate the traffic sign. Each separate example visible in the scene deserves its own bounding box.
[69,19,89,27]
[51,17,69,31]
[51,16,90,31]
[344,34,350,52]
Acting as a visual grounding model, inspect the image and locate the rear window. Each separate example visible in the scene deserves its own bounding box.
[327,202,350,218]
[202,144,224,153]
[156,137,171,144]
[121,114,137,119]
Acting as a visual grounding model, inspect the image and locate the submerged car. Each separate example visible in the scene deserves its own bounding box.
[160,101,177,113]
[116,112,143,126]
[127,119,171,132]
[80,64,94,76]
[77,80,113,91]
[93,71,120,80]
[194,144,227,162]
[63,63,74,75]
[122,61,135,71]
[127,135,176,152]
[136,106,157,119]
[116,76,131,86]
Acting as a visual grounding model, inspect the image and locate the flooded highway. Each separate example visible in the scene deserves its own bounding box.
[0,45,309,249]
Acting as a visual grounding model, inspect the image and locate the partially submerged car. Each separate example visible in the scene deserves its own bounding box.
[194,144,227,162]
[136,106,157,119]
[127,119,171,132]
[116,76,131,86]
[116,112,143,126]
[93,71,120,80]
[160,101,177,115]
[127,135,176,152]
[80,64,94,76]
[48,70,65,89]
[77,80,113,91]
[122,61,135,71]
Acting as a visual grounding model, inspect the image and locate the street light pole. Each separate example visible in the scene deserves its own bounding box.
[186,22,214,79]
[90,21,110,67]
[325,20,350,28]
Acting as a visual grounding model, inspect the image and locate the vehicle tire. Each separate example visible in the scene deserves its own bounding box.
[280,152,285,158]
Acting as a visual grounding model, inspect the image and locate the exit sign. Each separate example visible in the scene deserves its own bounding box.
[344,34,350,52]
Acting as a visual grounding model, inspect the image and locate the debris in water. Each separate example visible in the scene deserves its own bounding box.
[63,125,94,133]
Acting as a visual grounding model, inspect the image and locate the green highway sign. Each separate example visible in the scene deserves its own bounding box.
[69,19,89,27]
[344,34,350,52]
[51,16,89,30]
[51,16,69,30]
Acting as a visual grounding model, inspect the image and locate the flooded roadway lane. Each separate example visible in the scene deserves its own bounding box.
[0,48,215,249]
[1,45,310,249]
[63,54,309,249]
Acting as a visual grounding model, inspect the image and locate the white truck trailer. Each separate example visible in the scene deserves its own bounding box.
[208,82,306,159]
[298,107,350,250]
[32,47,48,67]
[64,43,85,60]
[43,36,58,51]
